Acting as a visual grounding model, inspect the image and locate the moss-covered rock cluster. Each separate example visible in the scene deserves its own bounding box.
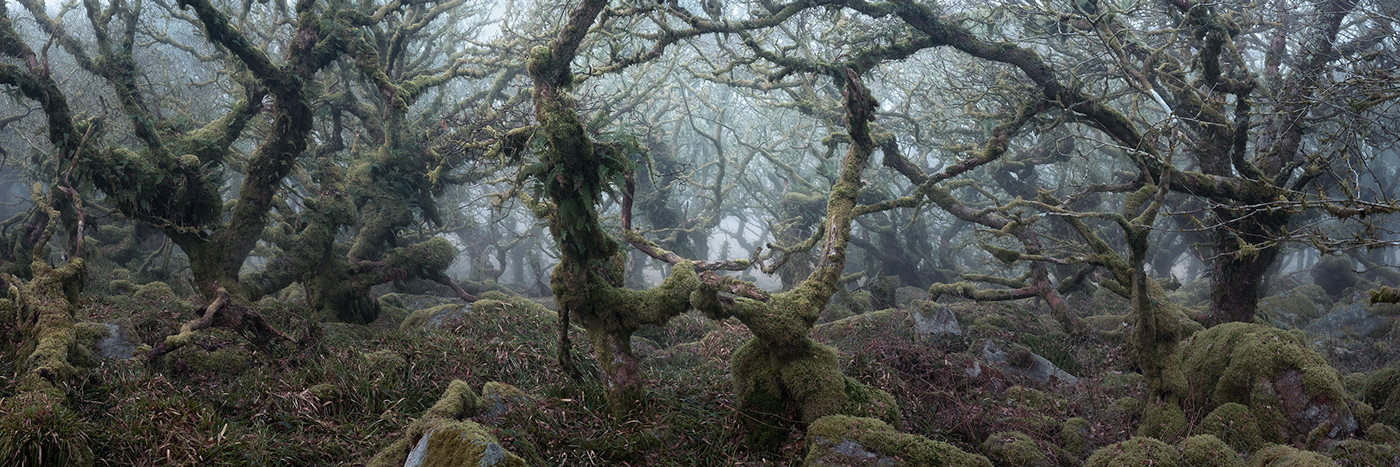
[1181,322,1369,445]
[805,415,992,466]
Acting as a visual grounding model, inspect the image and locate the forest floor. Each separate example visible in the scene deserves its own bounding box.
[5,273,1398,465]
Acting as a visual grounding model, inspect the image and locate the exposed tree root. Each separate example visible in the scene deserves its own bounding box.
[148,286,292,361]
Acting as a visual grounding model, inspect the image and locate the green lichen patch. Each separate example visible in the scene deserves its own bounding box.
[1180,435,1244,467]
[805,415,992,466]
[981,431,1051,467]
[1181,322,1366,444]
[1085,436,1180,467]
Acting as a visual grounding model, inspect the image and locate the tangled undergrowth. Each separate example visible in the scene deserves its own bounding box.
[3,276,1398,465]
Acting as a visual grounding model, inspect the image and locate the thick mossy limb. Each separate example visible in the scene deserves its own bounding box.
[574,262,701,417]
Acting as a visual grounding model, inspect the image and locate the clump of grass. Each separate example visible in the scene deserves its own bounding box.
[0,393,93,467]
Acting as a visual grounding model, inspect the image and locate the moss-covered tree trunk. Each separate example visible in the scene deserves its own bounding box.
[689,69,899,448]
[525,0,710,419]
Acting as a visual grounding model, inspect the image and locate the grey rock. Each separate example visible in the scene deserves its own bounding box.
[982,340,1078,386]
[911,301,961,337]
[1305,302,1386,340]
[97,322,137,360]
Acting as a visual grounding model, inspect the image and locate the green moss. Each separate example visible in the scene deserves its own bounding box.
[981,431,1050,467]
[1200,402,1264,454]
[480,382,535,418]
[1060,417,1091,458]
[133,281,176,301]
[307,383,340,401]
[1179,435,1244,467]
[108,279,136,295]
[1365,423,1400,444]
[1085,436,1180,467]
[1181,322,1364,444]
[1248,444,1335,466]
[1138,400,1187,441]
[1328,439,1400,466]
[400,303,468,331]
[368,380,493,467]
[0,393,94,467]
[805,415,992,466]
[1111,396,1143,419]
[1355,367,1400,427]
[1257,292,1324,329]
[1176,436,1243,464]
[411,421,526,467]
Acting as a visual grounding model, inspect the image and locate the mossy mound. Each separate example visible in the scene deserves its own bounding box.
[1179,435,1244,467]
[133,281,177,301]
[1248,444,1335,466]
[479,381,536,418]
[1199,402,1264,454]
[1313,255,1364,298]
[154,328,253,376]
[1085,436,1179,467]
[981,431,1050,467]
[402,421,525,467]
[0,393,94,467]
[1257,289,1325,329]
[368,379,527,466]
[1354,366,1400,427]
[805,415,992,466]
[400,303,471,331]
[1060,417,1091,458]
[1327,439,1400,466]
[1181,322,1366,444]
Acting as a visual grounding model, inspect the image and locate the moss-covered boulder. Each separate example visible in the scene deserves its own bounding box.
[401,421,525,467]
[1085,436,1179,467]
[154,328,252,376]
[1248,444,1335,466]
[1060,417,1091,458]
[1355,367,1400,428]
[1179,435,1244,467]
[1181,322,1367,445]
[479,382,536,418]
[981,431,1050,467]
[1200,402,1264,454]
[805,415,992,466]
[1366,423,1400,444]
[400,303,471,331]
[368,380,527,467]
[1313,254,1362,297]
[1257,289,1324,329]
[133,281,177,301]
